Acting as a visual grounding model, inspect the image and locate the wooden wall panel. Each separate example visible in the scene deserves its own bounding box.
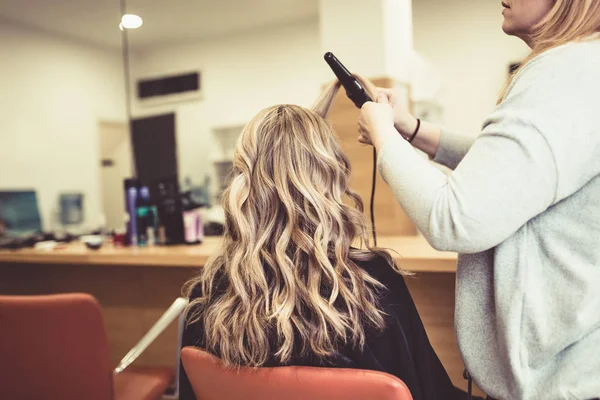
[406,273,485,397]
[326,77,417,236]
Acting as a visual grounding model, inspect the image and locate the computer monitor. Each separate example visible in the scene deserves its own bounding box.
[0,190,42,238]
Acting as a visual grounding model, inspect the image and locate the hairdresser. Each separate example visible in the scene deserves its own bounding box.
[357,1,600,399]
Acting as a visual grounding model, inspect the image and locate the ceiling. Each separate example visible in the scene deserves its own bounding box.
[0,0,319,50]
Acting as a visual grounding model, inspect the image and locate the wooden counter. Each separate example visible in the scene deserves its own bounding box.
[0,235,457,272]
[0,236,483,396]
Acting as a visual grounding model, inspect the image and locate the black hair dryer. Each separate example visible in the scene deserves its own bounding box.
[324,52,372,108]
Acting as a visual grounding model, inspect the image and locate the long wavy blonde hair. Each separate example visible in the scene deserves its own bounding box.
[498,0,600,103]
[184,76,399,368]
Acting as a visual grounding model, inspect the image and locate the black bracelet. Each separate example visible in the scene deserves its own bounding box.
[408,118,421,143]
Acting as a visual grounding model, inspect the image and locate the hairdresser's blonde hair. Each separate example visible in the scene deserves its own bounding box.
[498,0,600,103]
[184,76,400,368]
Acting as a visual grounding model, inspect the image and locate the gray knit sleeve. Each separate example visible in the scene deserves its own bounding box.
[432,129,477,170]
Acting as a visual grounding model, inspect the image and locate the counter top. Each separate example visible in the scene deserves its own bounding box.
[0,235,457,273]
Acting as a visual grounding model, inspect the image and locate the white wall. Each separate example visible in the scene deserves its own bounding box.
[319,0,413,82]
[0,22,126,230]
[412,0,530,134]
[129,19,324,191]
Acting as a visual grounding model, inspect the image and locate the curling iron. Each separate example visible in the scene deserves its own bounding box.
[323,52,378,245]
[324,52,372,108]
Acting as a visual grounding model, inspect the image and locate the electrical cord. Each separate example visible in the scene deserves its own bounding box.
[370,147,377,246]
[463,369,473,400]
[368,118,421,247]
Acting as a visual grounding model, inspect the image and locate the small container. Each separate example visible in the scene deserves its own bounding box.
[158,225,167,245]
[113,230,127,247]
[147,227,156,247]
[81,235,103,250]
[183,208,203,244]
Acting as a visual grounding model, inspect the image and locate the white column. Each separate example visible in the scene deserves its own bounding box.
[318,0,414,82]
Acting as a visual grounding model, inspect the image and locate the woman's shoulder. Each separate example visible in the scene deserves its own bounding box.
[353,253,418,329]
[353,251,409,294]
[512,36,600,92]
[538,34,600,59]
[501,36,600,144]
[353,251,392,273]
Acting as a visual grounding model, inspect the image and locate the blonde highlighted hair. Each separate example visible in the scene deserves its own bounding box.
[183,76,401,368]
[499,0,600,103]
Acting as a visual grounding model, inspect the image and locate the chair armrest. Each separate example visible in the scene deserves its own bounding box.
[114,297,189,374]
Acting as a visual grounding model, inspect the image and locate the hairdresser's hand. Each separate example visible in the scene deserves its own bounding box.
[376,88,419,139]
[358,93,397,149]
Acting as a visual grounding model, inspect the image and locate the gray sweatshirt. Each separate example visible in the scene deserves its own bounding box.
[378,35,600,400]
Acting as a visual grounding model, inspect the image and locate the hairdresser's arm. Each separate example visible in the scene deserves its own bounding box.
[360,97,556,253]
[378,88,475,170]
[359,51,593,254]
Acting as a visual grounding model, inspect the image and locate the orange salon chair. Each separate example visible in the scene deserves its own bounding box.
[180,346,414,400]
[0,293,187,400]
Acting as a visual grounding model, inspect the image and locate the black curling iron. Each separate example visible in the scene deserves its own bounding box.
[324,52,372,107]
[323,52,378,245]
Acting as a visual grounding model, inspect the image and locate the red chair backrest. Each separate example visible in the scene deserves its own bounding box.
[181,347,414,400]
[0,293,114,400]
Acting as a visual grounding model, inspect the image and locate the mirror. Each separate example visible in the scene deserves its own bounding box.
[120,0,322,237]
[0,1,128,236]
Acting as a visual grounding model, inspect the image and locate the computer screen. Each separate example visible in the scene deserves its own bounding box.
[0,190,42,238]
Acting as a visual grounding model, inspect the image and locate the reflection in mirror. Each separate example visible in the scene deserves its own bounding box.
[122,0,322,240]
[0,1,128,238]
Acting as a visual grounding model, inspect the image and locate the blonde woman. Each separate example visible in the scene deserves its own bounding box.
[179,80,472,400]
[358,1,600,399]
